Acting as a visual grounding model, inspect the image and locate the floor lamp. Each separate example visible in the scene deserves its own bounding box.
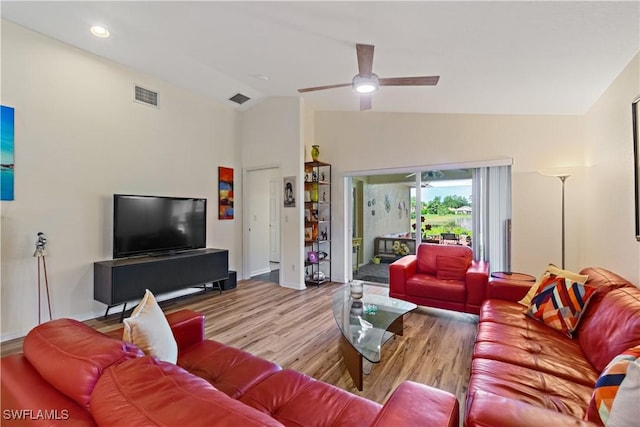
[540,171,571,269]
[556,175,570,269]
[33,232,52,324]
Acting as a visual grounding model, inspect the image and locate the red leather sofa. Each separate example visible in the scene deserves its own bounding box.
[1,309,459,426]
[465,267,640,426]
[389,243,489,314]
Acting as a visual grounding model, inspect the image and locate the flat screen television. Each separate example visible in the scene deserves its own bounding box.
[113,194,207,258]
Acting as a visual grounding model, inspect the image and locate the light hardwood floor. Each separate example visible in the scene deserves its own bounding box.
[1,279,479,418]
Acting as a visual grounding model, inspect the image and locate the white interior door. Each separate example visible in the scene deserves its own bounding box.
[269,178,281,262]
[247,169,271,277]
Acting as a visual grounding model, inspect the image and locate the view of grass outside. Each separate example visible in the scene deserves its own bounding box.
[410,180,473,239]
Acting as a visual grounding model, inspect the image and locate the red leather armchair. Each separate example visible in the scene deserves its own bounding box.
[389,243,489,314]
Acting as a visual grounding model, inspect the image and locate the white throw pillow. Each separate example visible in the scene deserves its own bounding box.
[123,289,178,364]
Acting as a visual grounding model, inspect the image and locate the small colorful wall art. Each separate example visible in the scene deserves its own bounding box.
[1,105,15,201]
[218,166,234,220]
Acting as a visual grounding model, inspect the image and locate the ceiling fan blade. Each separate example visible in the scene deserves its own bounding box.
[356,44,375,76]
[298,83,351,93]
[360,94,372,111]
[379,76,440,86]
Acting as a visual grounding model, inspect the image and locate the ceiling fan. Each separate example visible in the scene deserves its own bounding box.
[297,43,439,111]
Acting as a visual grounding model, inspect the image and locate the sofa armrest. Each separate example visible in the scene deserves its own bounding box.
[487,278,532,302]
[389,255,417,298]
[167,309,205,352]
[370,381,459,427]
[465,260,489,309]
[465,390,598,427]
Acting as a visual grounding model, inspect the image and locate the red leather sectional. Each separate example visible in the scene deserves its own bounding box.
[465,267,640,426]
[1,309,459,426]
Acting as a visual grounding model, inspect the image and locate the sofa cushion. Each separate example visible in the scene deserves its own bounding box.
[91,356,283,427]
[406,275,466,302]
[23,318,143,409]
[436,255,468,280]
[577,286,640,372]
[473,320,599,387]
[525,275,597,337]
[518,264,588,308]
[468,358,594,419]
[240,369,381,426]
[123,289,178,364]
[586,345,640,426]
[178,339,281,399]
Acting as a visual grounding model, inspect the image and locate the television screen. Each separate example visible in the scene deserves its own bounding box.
[113,194,206,258]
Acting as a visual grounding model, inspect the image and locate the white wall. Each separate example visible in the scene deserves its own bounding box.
[241,97,305,289]
[315,111,588,282]
[363,183,411,261]
[0,21,242,339]
[583,53,640,285]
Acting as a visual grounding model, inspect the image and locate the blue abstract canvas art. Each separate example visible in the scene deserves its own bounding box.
[1,105,15,201]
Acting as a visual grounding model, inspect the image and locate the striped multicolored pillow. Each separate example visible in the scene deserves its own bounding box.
[587,346,640,426]
[525,274,596,337]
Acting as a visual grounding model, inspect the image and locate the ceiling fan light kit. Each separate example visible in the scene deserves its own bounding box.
[352,74,379,94]
[298,43,439,111]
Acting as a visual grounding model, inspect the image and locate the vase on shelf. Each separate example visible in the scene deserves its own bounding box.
[311,145,320,162]
[310,183,319,202]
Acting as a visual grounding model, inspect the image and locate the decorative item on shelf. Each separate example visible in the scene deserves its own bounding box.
[310,183,319,202]
[304,227,313,241]
[312,223,319,240]
[308,251,319,263]
[318,251,328,260]
[322,191,326,202]
[311,144,320,161]
[312,271,326,281]
[320,230,328,240]
[321,171,326,182]
[312,170,318,182]
[350,281,363,299]
[304,190,310,202]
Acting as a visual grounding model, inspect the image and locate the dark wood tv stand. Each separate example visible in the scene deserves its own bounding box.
[94,248,229,320]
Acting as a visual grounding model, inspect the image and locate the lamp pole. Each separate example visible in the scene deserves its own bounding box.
[557,175,570,269]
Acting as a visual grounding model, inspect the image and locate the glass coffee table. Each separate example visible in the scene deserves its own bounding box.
[332,282,417,390]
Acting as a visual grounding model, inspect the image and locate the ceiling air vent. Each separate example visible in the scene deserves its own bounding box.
[134,85,159,108]
[229,93,250,105]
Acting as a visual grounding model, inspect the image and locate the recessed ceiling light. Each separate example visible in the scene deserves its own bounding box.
[90,26,110,38]
[251,74,270,81]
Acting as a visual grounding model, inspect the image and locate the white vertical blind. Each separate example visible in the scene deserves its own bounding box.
[472,165,512,271]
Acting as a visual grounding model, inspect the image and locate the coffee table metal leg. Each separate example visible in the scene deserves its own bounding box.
[341,335,363,391]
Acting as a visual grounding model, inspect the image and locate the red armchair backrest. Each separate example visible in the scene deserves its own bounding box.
[416,243,473,276]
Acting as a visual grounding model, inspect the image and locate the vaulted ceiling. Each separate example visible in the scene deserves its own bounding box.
[2,1,639,114]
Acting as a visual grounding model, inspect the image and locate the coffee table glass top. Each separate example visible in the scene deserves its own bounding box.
[332,283,417,363]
